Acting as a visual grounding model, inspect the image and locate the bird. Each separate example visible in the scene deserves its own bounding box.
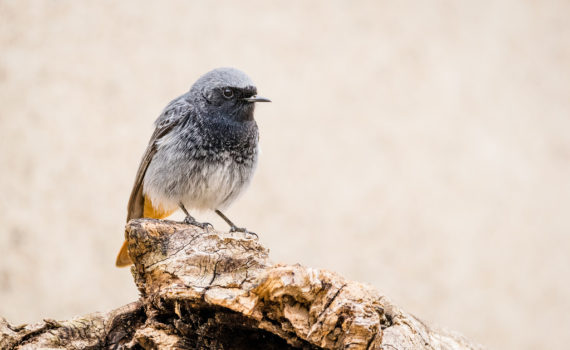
[115,67,270,267]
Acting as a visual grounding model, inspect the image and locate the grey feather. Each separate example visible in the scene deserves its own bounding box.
[126,96,190,221]
[127,67,265,222]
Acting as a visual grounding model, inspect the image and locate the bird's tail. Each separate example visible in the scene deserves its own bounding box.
[115,240,132,267]
[116,195,177,267]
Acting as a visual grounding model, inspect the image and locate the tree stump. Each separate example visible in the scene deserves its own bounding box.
[0,219,484,349]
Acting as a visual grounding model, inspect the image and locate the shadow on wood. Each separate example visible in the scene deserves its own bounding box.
[0,219,484,349]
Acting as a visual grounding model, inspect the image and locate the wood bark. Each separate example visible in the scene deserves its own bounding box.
[1,219,484,349]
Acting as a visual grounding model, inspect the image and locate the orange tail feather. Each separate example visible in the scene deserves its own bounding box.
[115,240,132,267]
[116,195,177,267]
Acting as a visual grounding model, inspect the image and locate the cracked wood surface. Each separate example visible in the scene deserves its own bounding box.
[0,219,484,349]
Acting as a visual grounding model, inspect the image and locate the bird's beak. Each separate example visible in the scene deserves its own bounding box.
[242,95,271,103]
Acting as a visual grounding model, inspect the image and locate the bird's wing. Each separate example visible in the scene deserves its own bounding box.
[126,96,191,222]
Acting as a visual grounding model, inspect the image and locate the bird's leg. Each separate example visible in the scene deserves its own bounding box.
[215,209,258,238]
[179,203,212,230]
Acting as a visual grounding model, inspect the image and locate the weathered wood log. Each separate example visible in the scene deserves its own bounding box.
[0,219,484,349]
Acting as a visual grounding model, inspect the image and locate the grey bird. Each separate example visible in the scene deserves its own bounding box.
[116,67,270,267]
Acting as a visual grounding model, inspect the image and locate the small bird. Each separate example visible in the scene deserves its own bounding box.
[115,67,270,267]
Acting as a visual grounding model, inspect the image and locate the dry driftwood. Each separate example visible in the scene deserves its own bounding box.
[1,219,484,349]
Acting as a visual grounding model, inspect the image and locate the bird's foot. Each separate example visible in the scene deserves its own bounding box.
[183,216,213,231]
[229,226,258,238]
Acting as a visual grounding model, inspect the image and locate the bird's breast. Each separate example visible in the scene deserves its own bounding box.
[143,141,258,213]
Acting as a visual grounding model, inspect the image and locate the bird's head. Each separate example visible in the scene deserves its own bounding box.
[189,67,270,122]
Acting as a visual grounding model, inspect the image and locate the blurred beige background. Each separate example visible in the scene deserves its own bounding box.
[1,1,569,349]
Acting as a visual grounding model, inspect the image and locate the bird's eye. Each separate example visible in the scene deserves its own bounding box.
[222,88,234,99]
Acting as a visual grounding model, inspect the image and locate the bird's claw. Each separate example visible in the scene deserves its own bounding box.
[229,226,258,238]
[200,222,214,231]
[183,216,213,231]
